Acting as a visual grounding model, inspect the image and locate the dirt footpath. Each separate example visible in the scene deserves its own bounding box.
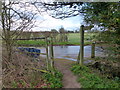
[54,59,81,88]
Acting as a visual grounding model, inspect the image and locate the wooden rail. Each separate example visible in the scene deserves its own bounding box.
[14,37,46,40]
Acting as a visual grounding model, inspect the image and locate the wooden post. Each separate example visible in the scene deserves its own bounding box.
[80,25,84,65]
[77,50,80,64]
[49,37,54,69]
[45,37,49,70]
[91,42,95,58]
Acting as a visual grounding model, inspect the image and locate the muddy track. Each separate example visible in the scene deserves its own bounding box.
[54,59,81,88]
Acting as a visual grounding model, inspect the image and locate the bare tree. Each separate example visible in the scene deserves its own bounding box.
[59,27,68,42]
[51,29,59,42]
[1,0,35,66]
[31,2,84,19]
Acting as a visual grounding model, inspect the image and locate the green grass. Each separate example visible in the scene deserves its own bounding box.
[71,64,120,88]
[68,33,97,44]
[16,40,46,46]
[68,33,80,44]
[16,32,98,46]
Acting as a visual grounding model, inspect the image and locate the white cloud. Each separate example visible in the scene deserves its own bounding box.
[7,0,84,31]
[32,13,83,31]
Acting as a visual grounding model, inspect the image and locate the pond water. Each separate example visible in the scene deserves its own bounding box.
[33,45,105,62]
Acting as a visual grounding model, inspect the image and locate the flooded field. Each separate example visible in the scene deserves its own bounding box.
[31,45,105,61]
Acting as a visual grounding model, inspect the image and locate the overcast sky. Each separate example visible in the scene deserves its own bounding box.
[10,0,84,32]
[6,0,117,32]
[32,13,84,31]
[7,0,93,32]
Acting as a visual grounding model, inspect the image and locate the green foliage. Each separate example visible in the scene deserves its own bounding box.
[97,31,120,44]
[11,80,28,88]
[71,64,90,74]
[96,31,120,61]
[82,2,120,34]
[71,64,120,88]
[42,70,63,88]
[12,81,18,88]
[114,77,120,82]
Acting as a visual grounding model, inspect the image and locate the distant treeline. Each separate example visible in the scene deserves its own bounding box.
[10,30,78,38]
[10,30,69,42]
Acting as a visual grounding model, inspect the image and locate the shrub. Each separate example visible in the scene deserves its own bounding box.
[71,64,120,88]
[42,70,63,88]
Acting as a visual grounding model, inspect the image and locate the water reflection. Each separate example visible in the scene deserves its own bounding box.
[34,45,105,60]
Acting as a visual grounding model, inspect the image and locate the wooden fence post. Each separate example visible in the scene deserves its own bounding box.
[77,50,80,64]
[91,42,95,58]
[49,37,54,69]
[79,25,84,65]
[45,37,49,70]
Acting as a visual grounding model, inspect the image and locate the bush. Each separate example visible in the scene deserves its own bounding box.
[71,64,120,88]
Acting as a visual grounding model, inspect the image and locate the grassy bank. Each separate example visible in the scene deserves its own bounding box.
[16,32,97,46]
[71,64,120,88]
[3,49,63,88]
[11,70,63,88]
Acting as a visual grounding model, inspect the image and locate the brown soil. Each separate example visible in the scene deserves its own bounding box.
[54,59,81,88]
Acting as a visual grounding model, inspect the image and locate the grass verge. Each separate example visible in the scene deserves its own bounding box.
[71,64,120,88]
